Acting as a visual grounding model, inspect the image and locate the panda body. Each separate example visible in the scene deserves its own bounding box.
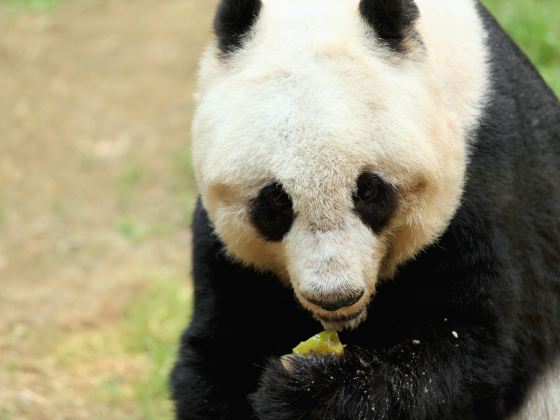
[171,0,560,419]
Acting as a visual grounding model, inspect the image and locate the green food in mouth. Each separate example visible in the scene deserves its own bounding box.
[292,330,344,356]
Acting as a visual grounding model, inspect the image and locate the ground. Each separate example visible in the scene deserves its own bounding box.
[0,0,215,418]
[0,0,557,419]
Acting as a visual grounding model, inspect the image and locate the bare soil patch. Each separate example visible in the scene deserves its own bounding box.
[0,0,215,417]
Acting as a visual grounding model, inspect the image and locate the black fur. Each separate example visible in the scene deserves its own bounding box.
[359,0,420,52]
[171,3,560,419]
[250,183,295,242]
[353,172,398,234]
[214,0,262,54]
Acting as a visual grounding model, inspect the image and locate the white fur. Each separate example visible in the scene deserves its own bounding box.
[191,0,489,328]
[510,360,560,420]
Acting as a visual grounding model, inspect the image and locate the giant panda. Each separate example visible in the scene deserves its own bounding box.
[171,0,560,418]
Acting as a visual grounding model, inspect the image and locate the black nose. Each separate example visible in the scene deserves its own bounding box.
[304,289,364,312]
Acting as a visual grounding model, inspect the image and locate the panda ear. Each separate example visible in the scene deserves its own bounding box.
[359,0,420,51]
[214,0,263,54]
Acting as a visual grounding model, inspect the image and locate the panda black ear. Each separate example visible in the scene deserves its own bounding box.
[359,0,420,52]
[214,0,263,54]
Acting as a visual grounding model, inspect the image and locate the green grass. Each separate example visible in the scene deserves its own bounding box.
[117,218,151,243]
[483,0,560,95]
[0,193,5,230]
[171,150,198,224]
[119,163,144,194]
[54,274,191,419]
[3,0,65,10]
[121,275,192,418]
[116,161,145,211]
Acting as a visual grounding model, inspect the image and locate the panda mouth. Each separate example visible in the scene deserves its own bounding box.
[316,305,367,324]
[317,307,368,331]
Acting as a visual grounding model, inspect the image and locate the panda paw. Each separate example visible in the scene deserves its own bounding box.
[250,349,387,420]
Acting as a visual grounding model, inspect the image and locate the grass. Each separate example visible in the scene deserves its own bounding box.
[0,193,5,230]
[171,150,198,224]
[53,273,192,419]
[0,274,191,419]
[3,0,65,11]
[483,0,560,95]
[117,218,151,243]
[121,277,191,418]
[119,163,144,197]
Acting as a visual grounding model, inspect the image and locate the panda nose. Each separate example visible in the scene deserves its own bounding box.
[303,289,364,312]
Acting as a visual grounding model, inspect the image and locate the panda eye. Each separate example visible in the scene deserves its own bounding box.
[267,186,292,211]
[250,182,295,242]
[353,172,397,233]
[356,174,381,201]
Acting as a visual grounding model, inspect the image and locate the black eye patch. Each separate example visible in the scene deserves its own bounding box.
[250,183,295,242]
[353,172,397,233]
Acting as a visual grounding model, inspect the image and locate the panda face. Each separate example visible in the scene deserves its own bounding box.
[192,0,489,329]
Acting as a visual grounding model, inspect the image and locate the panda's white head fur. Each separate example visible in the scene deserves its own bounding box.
[192,0,489,330]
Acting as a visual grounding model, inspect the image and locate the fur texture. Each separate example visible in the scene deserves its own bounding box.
[191,0,488,325]
[214,0,262,54]
[359,0,420,52]
[172,0,560,418]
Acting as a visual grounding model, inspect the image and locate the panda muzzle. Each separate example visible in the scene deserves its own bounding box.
[302,289,364,312]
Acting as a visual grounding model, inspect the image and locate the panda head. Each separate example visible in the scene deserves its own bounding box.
[192,0,488,330]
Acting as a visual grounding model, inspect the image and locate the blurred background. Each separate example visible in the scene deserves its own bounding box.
[0,0,557,418]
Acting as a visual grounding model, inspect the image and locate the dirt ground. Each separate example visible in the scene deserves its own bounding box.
[0,0,216,418]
